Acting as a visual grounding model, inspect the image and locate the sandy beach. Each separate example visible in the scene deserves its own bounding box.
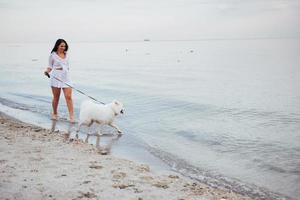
[0,112,251,200]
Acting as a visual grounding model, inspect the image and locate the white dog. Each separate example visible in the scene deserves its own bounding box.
[77,100,124,134]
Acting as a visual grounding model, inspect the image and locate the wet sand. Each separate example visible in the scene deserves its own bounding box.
[0,112,251,200]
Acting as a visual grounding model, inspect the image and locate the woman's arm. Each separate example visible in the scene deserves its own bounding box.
[44,54,54,77]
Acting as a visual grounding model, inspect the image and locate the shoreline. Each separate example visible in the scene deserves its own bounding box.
[0,111,251,200]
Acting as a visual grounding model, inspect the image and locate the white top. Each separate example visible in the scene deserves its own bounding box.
[48,52,72,88]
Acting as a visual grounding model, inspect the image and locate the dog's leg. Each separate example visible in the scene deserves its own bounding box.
[85,134,90,143]
[94,120,103,136]
[95,135,100,148]
[76,122,82,133]
[76,122,83,138]
[87,120,94,135]
[76,122,82,139]
[109,123,122,134]
[76,120,94,136]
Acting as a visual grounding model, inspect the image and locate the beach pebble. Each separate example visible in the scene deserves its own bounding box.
[112,183,135,189]
[33,128,42,132]
[89,165,103,169]
[152,181,169,189]
[112,171,127,179]
[82,180,91,184]
[168,175,179,179]
[140,175,154,182]
[133,188,143,193]
[0,159,7,164]
[137,164,150,172]
[78,191,97,198]
[99,149,108,155]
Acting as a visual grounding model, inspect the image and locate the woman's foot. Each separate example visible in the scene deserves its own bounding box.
[51,113,58,120]
[69,115,75,123]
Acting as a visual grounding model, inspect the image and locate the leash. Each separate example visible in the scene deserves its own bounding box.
[44,71,105,105]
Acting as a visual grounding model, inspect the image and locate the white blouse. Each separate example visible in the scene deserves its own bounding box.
[48,52,72,88]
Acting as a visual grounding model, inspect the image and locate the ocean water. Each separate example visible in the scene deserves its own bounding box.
[0,39,299,199]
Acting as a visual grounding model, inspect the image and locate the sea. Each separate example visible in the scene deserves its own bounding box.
[0,39,299,200]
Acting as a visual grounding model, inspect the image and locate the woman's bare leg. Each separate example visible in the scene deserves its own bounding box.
[51,87,61,120]
[63,87,75,122]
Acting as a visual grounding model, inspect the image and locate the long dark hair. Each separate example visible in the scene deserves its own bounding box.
[51,39,69,54]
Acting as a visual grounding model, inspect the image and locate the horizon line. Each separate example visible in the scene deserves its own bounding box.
[0,36,299,44]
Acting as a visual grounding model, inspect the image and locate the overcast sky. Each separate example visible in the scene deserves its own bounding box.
[0,0,299,42]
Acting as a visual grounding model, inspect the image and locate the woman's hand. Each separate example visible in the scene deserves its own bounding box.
[44,67,52,78]
[44,71,50,78]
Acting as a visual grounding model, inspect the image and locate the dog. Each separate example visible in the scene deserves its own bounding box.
[77,100,124,134]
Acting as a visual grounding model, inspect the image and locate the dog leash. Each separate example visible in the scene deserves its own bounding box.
[44,71,105,105]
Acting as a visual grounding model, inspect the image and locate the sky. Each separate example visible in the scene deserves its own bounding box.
[0,0,300,42]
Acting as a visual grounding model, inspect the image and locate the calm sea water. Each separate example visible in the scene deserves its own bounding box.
[0,39,299,199]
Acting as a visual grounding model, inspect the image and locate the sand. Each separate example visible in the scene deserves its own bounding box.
[0,112,251,200]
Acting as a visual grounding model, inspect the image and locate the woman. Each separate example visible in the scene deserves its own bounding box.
[44,39,75,123]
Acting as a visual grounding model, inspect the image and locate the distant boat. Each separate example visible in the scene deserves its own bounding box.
[144,39,150,42]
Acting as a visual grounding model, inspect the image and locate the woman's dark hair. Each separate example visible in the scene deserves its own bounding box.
[51,39,68,53]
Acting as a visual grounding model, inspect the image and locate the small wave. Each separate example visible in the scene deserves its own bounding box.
[0,96,56,119]
[9,92,51,104]
[175,129,300,178]
[0,94,76,120]
[146,146,293,200]
[0,96,33,111]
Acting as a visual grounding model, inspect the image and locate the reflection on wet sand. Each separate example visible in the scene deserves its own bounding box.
[50,119,58,133]
[50,119,122,155]
[85,133,122,155]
